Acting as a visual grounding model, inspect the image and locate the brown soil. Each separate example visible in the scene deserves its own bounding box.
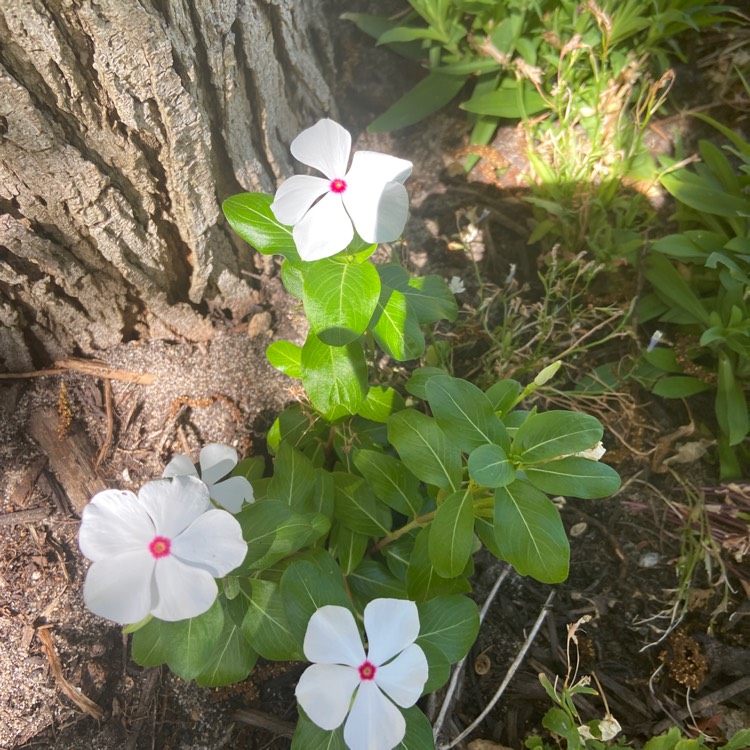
[2,3,749,749]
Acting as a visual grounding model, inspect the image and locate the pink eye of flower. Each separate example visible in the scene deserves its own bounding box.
[149,536,171,559]
[357,660,377,681]
[329,178,347,194]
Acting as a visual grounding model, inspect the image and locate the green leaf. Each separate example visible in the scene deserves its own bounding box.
[301,333,368,420]
[281,259,305,298]
[404,275,459,324]
[524,457,621,499]
[419,641,452,695]
[396,706,437,749]
[330,524,369,575]
[653,376,712,398]
[407,526,472,601]
[661,170,750,217]
[416,594,480,663]
[347,559,407,611]
[333,472,392,536]
[266,340,302,379]
[429,489,475,577]
[721,729,750,750]
[512,411,603,464]
[354,449,423,517]
[460,80,546,118]
[426,375,509,452]
[388,410,463,491]
[131,599,224,680]
[371,286,425,361]
[303,259,381,345]
[241,579,303,660]
[356,385,405,422]
[235,499,327,572]
[369,72,467,132]
[222,193,299,260]
[468,443,516,487]
[494,481,569,583]
[645,253,711,326]
[716,352,749,446]
[485,379,522,415]
[196,600,258,686]
[292,709,346,750]
[267,441,316,511]
[404,366,449,399]
[281,555,352,647]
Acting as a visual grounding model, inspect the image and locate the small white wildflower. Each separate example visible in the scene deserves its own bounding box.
[448,276,465,294]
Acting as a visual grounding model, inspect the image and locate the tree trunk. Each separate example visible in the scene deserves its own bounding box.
[0,0,335,370]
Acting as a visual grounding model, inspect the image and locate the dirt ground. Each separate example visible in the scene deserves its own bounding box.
[2,2,749,749]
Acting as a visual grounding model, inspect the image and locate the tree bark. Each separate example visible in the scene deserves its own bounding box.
[0,0,335,369]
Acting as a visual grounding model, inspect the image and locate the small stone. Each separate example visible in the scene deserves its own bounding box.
[247,311,272,337]
[570,522,588,537]
[638,551,660,568]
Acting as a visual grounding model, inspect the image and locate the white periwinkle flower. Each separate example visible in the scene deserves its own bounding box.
[79,476,247,624]
[163,443,254,514]
[296,599,428,750]
[270,118,413,261]
[448,275,465,294]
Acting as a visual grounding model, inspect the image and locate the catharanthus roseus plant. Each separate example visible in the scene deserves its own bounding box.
[79,120,622,750]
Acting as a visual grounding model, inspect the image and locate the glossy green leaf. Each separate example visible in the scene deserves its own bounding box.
[416,594,480,663]
[524,457,621,499]
[653,376,712,398]
[292,709,346,750]
[429,489,475,577]
[353,449,423,517]
[303,259,381,345]
[460,81,546,118]
[661,169,750,217]
[266,340,302,379]
[241,579,302,661]
[194,617,257,687]
[330,524,369,575]
[485,379,522,415]
[131,599,224,680]
[222,193,299,260]
[333,472,392,536]
[347,559,407,611]
[468,443,516,487]
[494,481,569,583]
[369,72,467,132]
[281,259,305,298]
[267,441,316,510]
[388,410,462,491]
[419,641,452,695]
[396,706,437,750]
[404,366,448,399]
[377,264,457,324]
[356,385,405,422]
[512,410,603,464]
[645,252,711,326]
[716,352,749,446]
[371,287,425,361]
[426,375,509,452]
[406,526,471,601]
[301,333,368,420]
[281,555,352,647]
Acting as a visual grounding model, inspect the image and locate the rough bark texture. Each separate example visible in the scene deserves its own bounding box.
[0,0,335,369]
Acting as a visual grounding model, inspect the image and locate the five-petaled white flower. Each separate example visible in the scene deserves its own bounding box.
[270,119,413,262]
[296,599,428,750]
[163,443,254,514]
[79,475,247,624]
[448,276,465,294]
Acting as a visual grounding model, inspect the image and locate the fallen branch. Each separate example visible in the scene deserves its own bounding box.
[0,358,155,385]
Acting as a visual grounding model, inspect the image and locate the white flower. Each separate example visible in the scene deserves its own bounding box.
[296,599,429,750]
[163,443,254,514]
[79,476,247,624]
[270,119,413,261]
[573,442,606,461]
[578,714,621,742]
[448,276,465,294]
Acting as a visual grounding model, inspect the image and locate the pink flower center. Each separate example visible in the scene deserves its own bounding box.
[358,660,377,681]
[330,178,347,194]
[149,536,171,559]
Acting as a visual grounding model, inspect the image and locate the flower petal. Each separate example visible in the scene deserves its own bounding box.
[375,643,428,707]
[171,508,247,576]
[209,476,254,513]
[293,192,353,261]
[344,181,409,244]
[150,555,218,621]
[347,150,412,186]
[199,444,238,486]
[296,663,360,730]
[161,454,199,479]
[139,476,211,538]
[303,605,366,666]
[78,489,154,561]
[364,599,420,667]
[270,174,329,226]
[83,550,156,624]
[344,680,406,750]
[290,118,351,179]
